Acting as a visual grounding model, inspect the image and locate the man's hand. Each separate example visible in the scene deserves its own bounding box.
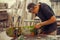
[35,23,42,29]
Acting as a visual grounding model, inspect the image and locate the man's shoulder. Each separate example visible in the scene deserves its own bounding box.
[39,2,49,7]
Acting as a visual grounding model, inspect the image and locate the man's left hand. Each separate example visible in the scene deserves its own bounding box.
[35,23,42,29]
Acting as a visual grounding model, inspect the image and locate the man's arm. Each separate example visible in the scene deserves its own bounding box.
[35,16,56,29]
[40,16,56,26]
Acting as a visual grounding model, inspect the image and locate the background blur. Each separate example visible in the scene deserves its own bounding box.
[0,0,60,40]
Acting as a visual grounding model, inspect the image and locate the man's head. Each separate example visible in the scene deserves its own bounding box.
[27,3,39,14]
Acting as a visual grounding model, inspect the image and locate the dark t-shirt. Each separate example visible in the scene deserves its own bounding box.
[36,3,57,34]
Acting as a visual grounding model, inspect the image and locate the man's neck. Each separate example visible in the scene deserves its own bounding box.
[36,4,40,14]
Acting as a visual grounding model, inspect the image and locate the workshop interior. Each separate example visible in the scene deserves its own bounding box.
[0,0,60,40]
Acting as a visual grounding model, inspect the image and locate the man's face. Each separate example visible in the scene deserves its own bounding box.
[28,6,38,14]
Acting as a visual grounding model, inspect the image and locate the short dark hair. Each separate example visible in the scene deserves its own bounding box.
[27,3,36,10]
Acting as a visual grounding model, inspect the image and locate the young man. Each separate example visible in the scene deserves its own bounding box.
[27,2,57,35]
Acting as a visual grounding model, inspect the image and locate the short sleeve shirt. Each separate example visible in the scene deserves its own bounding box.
[36,3,57,34]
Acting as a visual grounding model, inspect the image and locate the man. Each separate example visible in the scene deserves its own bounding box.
[27,2,57,35]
